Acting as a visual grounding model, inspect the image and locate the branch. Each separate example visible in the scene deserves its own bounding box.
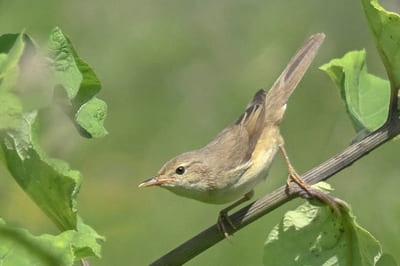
[150,115,400,266]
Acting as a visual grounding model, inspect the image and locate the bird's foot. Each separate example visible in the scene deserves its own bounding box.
[217,210,236,240]
[216,191,254,239]
[280,144,342,214]
[286,170,342,215]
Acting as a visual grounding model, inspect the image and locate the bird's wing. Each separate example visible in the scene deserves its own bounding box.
[234,89,267,163]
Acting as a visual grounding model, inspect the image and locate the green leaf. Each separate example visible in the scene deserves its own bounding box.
[361,0,400,88]
[0,29,107,231]
[1,111,80,230]
[0,29,105,260]
[0,34,22,53]
[320,50,390,132]
[263,199,389,266]
[0,54,6,65]
[75,97,108,138]
[0,217,103,266]
[47,29,82,99]
[69,217,104,259]
[0,92,23,130]
[47,27,107,138]
[0,33,25,93]
[0,33,49,130]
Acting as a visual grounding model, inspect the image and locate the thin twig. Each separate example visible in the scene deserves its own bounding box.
[149,117,400,266]
[81,258,90,266]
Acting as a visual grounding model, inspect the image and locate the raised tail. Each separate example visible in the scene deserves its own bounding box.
[264,33,325,124]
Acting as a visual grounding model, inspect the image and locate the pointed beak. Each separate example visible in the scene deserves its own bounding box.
[138,176,175,188]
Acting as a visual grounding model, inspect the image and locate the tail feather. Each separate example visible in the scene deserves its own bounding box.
[264,33,325,124]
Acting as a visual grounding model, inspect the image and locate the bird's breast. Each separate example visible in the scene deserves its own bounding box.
[234,127,281,188]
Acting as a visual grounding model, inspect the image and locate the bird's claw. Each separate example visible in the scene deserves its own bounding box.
[217,210,236,240]
[286,173,343,215]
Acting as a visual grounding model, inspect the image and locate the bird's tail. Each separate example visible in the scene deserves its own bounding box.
[264,33,325,125]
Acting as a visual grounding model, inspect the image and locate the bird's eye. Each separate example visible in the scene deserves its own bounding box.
[175,166,185,175]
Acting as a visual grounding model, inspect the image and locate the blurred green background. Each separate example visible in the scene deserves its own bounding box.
[1,0,399,265]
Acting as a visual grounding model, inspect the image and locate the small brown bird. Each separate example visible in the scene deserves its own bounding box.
[139,33,330,236]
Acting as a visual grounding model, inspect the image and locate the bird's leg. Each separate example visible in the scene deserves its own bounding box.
[279,144,341,214]
[218,190,254,239]
[279,145,310,190]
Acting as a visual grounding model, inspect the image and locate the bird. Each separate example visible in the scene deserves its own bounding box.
[139,33,332,237]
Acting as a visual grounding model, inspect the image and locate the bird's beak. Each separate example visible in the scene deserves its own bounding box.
[138,176,175,188]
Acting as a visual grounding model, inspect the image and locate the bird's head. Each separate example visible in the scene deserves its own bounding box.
[138,151,211,195]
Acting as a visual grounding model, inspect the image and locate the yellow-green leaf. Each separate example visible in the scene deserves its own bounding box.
[47,27,107,138]
[320,50,390,132]
[0,217,103,266]
[264,200,386,266]
[361,0,400,88]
